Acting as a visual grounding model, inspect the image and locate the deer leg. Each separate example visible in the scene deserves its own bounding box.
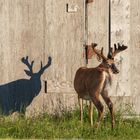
[78,97,83,124]
[91,97,104,128]
[89,101,94,126]
[101,91,115,129]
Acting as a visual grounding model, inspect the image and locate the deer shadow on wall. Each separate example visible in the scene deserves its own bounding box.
[0,56,52,115]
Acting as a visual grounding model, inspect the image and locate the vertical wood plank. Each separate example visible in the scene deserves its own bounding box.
[130,0,140,97]
[0,0,11,83]
[87,0,108,67]
[44,0,84,92]
[0,0,44,84]
[111,0,130,96]
[87,0,131,96]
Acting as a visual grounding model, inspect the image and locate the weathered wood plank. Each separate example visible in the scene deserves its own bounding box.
[0,0,44,84]
[87,0,108,67]
[111,0,130,96]
[130,0,140,99]
[87,0,131,96]
[44,0,84,92]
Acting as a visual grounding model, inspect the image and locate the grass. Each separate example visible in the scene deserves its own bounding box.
[0,106,140,139]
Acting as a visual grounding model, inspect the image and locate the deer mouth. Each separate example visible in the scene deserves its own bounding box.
[111,64,119,74]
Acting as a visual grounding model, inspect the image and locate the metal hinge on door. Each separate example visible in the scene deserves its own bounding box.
[85,43,97,62]
[86,0,94,3]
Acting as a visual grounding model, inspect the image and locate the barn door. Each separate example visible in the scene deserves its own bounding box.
[43,0,85,93]
[86,0,130,96]
[0,0,45,83]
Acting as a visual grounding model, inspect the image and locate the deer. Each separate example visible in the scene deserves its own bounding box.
[0,56,52,115]
[74,43,127,129]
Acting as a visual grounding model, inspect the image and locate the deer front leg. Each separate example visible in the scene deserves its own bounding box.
[89,101,94,126]
[78,97,83,124]
[101,90,115,129]
[91,95,104,128]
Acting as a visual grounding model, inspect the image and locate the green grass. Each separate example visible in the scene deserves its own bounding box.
[0,106,140,139]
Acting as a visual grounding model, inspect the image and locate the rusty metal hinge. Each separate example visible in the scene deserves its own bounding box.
[86,0,94,4]
[85,44,96,59]
[84,43,96,64]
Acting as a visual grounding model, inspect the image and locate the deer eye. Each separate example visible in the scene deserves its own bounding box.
[105,61,111,67]
[107,63,111,67]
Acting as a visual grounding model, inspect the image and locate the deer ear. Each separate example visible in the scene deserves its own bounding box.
[24,70,32,76]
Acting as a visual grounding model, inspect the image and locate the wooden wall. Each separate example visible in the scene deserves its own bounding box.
[0,0,84,93]
[87,0,131,96]
[87,0,140,113]
[130,0,140,113]
[44,0,84,93]
[130,0,140,96]
[0,0,44,83]
[0,0,140,114]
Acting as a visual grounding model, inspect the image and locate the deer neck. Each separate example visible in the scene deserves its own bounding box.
[98,64,112,85]
[98,64,110,72]
[30,73,41,80]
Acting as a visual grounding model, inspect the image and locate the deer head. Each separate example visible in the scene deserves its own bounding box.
[91,43,127,74]
[21,56,52,79]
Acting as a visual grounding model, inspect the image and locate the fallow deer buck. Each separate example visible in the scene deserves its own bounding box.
[74,43,127,129]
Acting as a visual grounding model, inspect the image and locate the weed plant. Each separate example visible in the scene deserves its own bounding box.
[0,105,140,139]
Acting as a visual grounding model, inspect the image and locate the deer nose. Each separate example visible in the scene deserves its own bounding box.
[111,64,119,74]
[113,69,119,74]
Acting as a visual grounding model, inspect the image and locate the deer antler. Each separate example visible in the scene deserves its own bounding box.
[91,43,107,61]
[112,43,128,58]
[39,56,52,74]
[21,56,34,73]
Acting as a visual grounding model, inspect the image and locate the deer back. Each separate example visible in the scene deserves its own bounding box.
[74,67,108,97]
